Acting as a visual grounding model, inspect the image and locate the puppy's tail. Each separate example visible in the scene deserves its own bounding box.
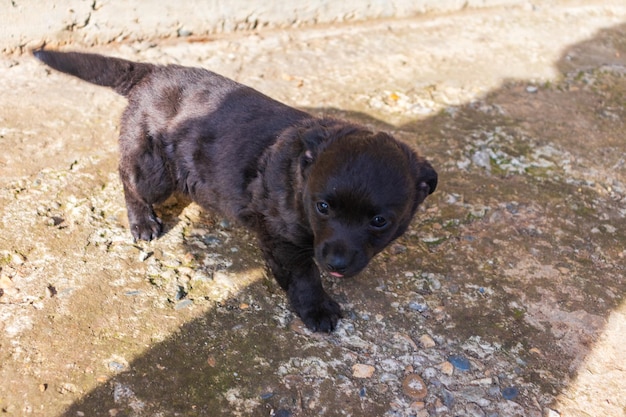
[33,49,153,97]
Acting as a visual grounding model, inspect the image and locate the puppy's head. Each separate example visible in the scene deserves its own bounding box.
[300,122,437,278]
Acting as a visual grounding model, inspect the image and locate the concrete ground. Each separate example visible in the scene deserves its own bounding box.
[1,1,625,416]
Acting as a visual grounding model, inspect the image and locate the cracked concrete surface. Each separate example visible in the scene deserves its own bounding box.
[1,1,625,416]
[0,0,527,54]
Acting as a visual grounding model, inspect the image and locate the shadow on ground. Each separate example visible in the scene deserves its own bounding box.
[53,22,626,417]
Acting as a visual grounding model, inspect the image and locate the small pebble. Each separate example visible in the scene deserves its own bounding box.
[380,373,398,383]
[501,386,519,400]
[470,377,493,386]
[439,361,454,375]
[391,244,407,254]
[456,159,471,170]
[138,250,152,262]
[434,398,448,413]
[46,285,57,298]
[49,216,65,226]
[472,150,492,171]
[441,388,455,408]
[428,276,442,290]
[182,252,195,265]
[408,301,428,313]
[410,401,425,411]
[428,377,442,389]
[603,224,616,234]
[191,270,212,282]
[448,355,471,371]
[11,253,25,265]
[175,299,193,310]
[57,383,80,394]
[466,402,487,417]
[202,235,221,246]
[352,364,375,379]
[283,374,305,387]
[177,27,193,37]
[422,367,438,379]
[175,286,187,301]
[402,374,428,400]
[260,392,274,400]
[0,275,14,290]
[419,334,436,348]
[289,318,311,335]
[394,333,418,350]
[108,361,126,372]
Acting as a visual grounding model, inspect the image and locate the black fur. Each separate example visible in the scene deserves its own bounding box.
[34,49,437,332]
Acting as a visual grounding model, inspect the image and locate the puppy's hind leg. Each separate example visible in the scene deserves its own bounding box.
[118,124,175,241]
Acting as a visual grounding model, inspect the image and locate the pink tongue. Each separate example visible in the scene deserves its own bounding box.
[330,272,344,278]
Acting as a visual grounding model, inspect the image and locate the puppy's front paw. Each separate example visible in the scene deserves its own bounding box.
[130,214,162,241]
[300,297,342,333]
[126,202,163,241]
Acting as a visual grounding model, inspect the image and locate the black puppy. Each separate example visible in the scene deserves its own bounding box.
[34,49,437,332]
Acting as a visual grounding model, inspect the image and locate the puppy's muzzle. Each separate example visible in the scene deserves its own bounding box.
[318,241,362,278]
[325,253,350,277]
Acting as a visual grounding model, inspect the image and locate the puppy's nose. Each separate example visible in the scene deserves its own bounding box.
[326,255,348,275]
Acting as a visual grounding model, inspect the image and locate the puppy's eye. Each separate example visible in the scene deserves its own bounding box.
[316,201,330,215]
[370,215,387,229]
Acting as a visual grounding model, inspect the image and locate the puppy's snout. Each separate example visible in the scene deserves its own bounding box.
[326,254,348,275]
[322,242,355,277]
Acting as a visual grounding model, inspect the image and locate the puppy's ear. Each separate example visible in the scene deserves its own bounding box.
[414,159,438,206]
[298,119,360,169]
[299,124,328,167]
